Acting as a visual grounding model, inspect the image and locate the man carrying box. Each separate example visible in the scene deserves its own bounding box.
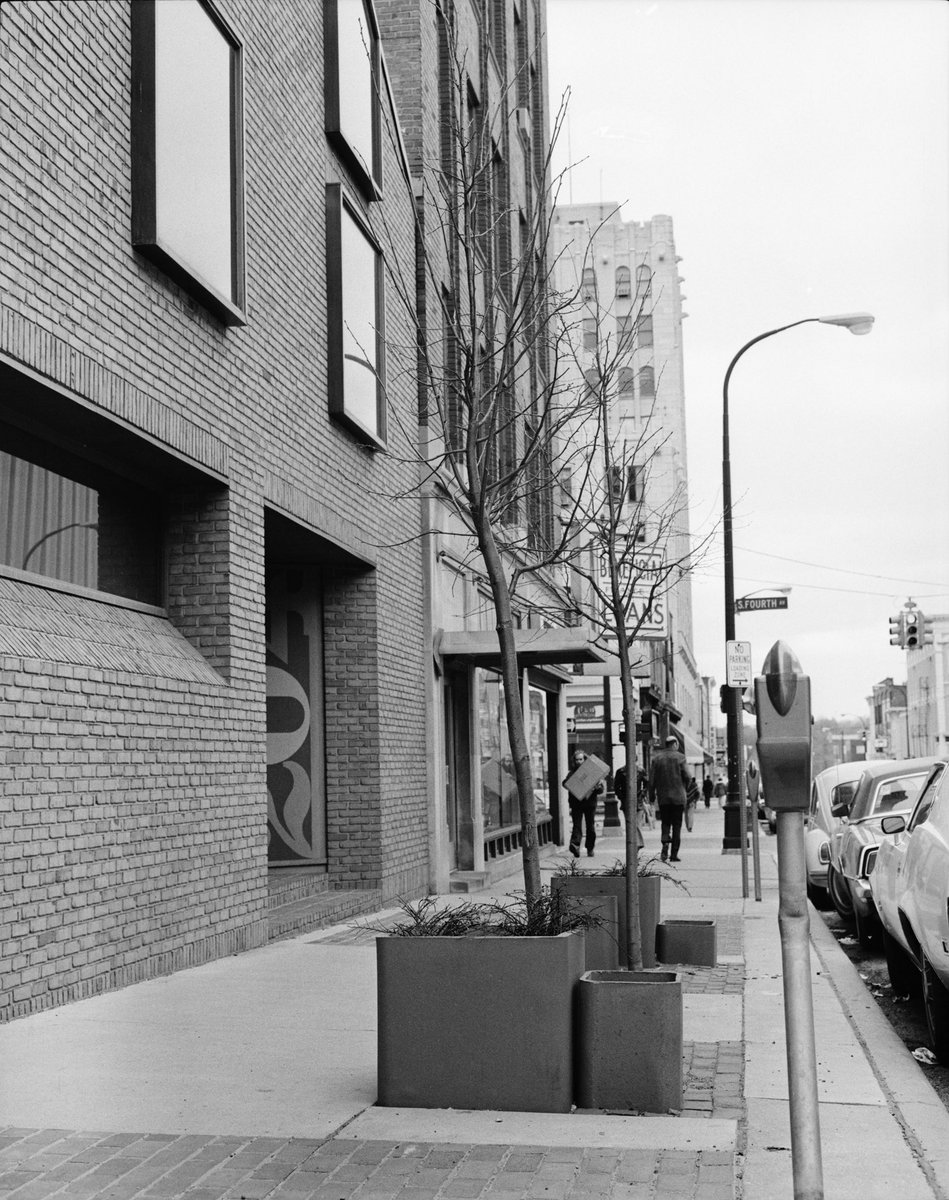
[563,749,609,857]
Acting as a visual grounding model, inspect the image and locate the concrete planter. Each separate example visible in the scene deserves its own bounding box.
[376,930,585,1113]
[576,970,683,1113]
[552,873,661,968]
[656,918,717,967]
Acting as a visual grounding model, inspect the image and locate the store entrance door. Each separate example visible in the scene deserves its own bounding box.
[444,669,474,870]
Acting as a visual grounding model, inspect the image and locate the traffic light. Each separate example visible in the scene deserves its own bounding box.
[888,613,905,647]
[905,610,921,649]
[922,616,935,646]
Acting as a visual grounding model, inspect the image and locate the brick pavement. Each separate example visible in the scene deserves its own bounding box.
[0,1131,735,1200]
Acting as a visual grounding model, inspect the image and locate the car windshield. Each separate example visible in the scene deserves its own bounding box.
[866,772,927,818]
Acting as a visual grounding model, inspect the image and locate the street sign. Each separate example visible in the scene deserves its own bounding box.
[735,596,788,613]
[726,640,753,687]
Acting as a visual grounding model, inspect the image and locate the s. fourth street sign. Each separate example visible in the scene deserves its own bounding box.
[735,596,789,613]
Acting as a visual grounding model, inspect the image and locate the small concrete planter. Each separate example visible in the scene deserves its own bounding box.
[656,919,717,967]
[552,873,661,968]
[576,969,683,1113]
[376,930,585,1113]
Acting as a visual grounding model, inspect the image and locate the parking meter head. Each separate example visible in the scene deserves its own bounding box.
[754,641,811,812]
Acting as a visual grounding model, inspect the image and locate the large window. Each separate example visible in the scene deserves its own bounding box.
[0,437,162,606]
[326,186,386,446]
[325,0,382,198]
[479,672,517,831]
[131,0,246,325]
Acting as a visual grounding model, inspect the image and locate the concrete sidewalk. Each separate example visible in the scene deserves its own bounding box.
[1,804,948,1198]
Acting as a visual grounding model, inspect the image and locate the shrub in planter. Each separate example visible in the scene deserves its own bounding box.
[552,856,686,969]
[375,892,596,1113]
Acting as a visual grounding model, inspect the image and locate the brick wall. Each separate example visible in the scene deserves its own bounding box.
[0,0,429,1017]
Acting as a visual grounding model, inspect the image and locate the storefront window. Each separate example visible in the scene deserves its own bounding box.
[478,671,518,831]
[529,686,549,815]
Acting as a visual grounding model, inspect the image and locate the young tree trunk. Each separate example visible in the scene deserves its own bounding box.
[478,516,542,904]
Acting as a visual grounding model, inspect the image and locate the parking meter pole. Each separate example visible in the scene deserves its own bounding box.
[755,641,823,1200]
[746,759,763,903]
[737,731,749,898]
[776,810,823,1199]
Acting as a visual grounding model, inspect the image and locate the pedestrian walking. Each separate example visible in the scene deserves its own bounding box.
[564,750,605,857]
[714,776,727,807]
[648,735,694,862]
[612,762,646,848]
[702,776,714,808]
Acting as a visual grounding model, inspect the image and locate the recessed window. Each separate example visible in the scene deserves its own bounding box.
[0,436,162,606]
[639,316,654,348]
[582,317,596,351]
[131,0,246,325]
[639,365,655,397]
[326,186,386,446]
[325,0,382,198]
[615,265,631,298]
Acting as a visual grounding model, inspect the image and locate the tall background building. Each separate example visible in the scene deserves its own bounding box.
[550,204,707,783]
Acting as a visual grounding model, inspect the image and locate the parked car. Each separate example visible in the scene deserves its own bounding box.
[870,760,949,1063]
[827,757,938,946]
[804,760,869,909]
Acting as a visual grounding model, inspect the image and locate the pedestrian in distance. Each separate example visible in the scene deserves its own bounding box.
[648,734,694,863]
[611,762,646,849]
[564,749,605,858]
[714,776,727,808]
[702,776,714,809]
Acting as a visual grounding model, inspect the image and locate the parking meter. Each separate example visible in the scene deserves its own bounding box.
[754,641,811,811]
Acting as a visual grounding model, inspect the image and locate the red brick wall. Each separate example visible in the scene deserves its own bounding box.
[0,0,429,1019]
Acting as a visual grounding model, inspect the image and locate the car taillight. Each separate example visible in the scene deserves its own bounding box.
[818,841,830,864]
[859,845,878,877]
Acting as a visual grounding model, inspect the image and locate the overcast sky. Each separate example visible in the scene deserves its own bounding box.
[546,0,949,720]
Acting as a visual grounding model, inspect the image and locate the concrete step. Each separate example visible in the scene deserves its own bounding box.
[449,871,490,893]
[267,887,383,942]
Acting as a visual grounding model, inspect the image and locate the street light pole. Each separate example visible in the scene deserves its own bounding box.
[722,313,874,856]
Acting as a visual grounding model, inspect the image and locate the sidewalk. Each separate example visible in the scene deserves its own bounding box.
[1,804,948,1198]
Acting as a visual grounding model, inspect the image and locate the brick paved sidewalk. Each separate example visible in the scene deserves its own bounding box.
[0,1130,736,1200]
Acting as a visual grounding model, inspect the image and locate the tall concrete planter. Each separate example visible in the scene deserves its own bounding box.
[576,970,683,1113]
[376,930,586,1113]
[552,873,661,968]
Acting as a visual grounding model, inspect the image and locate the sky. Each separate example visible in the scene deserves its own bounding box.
[546,0,949,720]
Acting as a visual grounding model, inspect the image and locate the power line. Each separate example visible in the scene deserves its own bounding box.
[732,543,949,589]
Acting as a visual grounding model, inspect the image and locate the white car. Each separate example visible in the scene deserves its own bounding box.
[804,761,869,909]
[871,760,949,1063]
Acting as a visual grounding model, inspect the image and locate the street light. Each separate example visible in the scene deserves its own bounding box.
[722,313,874,859]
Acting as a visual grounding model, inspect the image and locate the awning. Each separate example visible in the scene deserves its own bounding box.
[435,628,607,667]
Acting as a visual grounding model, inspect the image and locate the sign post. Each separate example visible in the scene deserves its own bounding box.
[725,640,752,894]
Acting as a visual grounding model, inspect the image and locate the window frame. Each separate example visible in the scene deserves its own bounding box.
[324,0,383,200]
[130,0,247,326]
[325,185,387,448]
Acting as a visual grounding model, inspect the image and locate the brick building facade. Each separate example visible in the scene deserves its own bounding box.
[0,0,429,1019]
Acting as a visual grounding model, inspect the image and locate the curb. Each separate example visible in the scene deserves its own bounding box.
[809,907,949,1198]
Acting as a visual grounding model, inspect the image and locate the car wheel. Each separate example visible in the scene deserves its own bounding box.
[882,927,919,999]
[854,905,879,949]
[827,865,853,919]
[806,879,832,911]
[922,960,949,1066]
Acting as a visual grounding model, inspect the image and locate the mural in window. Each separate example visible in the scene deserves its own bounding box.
[479,671,518,831]
[0,445,161,604]
[131,0,245,324]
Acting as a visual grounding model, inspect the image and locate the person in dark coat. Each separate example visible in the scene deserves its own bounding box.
[648,735,694,862]
[702,776,714,808]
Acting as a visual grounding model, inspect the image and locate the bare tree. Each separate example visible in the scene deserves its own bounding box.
[529,277,715,968]
[369,4,597,904]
